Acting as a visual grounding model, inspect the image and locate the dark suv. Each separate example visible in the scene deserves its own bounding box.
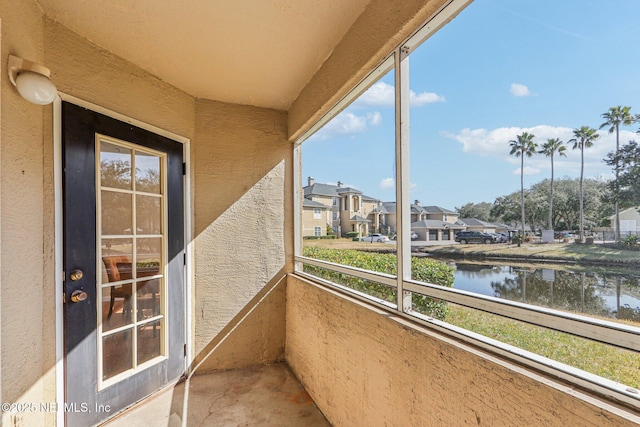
[455,231,495,244]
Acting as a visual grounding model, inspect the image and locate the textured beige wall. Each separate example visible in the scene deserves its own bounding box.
[287,275,640,426]
[0,2,52,426]
[44,19,195,139]
[192,99,291,363]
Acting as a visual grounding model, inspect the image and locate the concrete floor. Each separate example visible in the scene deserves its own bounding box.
[103,363,331,426]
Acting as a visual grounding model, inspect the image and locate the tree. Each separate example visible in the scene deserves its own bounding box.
[509,132,537,238]
[600,106,634,240]
[538,138,566,230]
[604,140,640,208]
[490,193,521,225]
[569,126,600,241]
[456,202,493,222]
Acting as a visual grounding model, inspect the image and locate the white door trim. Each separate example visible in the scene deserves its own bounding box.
[53,93,193,426]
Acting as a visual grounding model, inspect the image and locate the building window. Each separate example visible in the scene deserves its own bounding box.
[333,197,337,206]
[333,212,338,221]
[313,208,321,219]
[313,226,322,237]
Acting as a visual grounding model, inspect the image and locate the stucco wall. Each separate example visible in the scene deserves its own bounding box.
[286,275,640,426]
[0,2,51,426]
[192,99,291,364]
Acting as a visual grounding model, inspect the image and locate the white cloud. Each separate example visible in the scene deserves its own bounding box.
[379,177,395,189]
[510,83,532,97]
[358,82,395,106]
[445,125,625,178]
[311,110,383,139]
[512,166,541,175]
[356,82,445,107]
[368,111,382,126]
[410,90,445,106]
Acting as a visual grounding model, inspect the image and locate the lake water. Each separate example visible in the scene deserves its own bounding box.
[432,258,640,322]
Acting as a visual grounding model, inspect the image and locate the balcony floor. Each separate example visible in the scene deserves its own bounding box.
[103,362,330,426]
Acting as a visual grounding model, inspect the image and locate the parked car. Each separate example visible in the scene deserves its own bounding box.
[490,233,509,243]
[455,231,495,244]
[390,232,419,240]
[361,233,390,243]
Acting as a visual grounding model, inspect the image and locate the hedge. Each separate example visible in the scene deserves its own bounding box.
[302,247,454,320]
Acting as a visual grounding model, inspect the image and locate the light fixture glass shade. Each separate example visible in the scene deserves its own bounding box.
[15,71,57,105]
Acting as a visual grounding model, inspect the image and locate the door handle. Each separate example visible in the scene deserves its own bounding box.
[70,289,88,303]
[70,269,84,281]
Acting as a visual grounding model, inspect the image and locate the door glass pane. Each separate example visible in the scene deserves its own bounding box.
[136,195,161,235]
[101,238,133,281]
[137,238,161,266]
[97,137,167,388]
[137,279,161,321]
[102,330,133,380]
[101,191,133,235]
[137,320,162,365]
[100,142,132,190]
[135,151,161,194]
[101,285,133,332]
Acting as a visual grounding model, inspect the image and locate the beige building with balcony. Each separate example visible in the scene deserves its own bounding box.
[303,177,381,237]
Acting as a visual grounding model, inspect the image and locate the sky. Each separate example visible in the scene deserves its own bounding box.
[302,0,640,211]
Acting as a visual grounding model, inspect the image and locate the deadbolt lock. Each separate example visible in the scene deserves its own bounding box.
[70,289,88,303]
[70,269,84,281]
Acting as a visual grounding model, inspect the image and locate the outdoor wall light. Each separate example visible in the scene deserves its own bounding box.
[7,55,57,105]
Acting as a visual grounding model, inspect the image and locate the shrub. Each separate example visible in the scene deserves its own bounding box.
[343,231,360,239]
[622,235,639,247]
[302,247,454,320]
[303,235,337,240]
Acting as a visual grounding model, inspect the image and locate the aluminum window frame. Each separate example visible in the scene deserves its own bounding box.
[293,0,640,409]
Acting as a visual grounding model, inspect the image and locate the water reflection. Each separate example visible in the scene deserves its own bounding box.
[448,261,640,322]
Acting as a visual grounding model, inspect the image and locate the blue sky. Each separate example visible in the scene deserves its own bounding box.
[302,0,640,210]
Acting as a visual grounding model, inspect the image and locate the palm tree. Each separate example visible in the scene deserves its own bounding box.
[538,138,566,230]
[569,126,600,242]
[600,106,633,241]
[509,132,537,240]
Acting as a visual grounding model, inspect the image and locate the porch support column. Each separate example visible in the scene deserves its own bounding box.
[395,47,411,313]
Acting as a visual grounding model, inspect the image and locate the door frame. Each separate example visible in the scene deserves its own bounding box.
[53,93,193,426]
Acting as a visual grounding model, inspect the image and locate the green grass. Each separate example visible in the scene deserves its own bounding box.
[423,242,640,266]
[447,306,640,390]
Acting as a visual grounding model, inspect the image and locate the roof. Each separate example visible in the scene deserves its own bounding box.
[411,220,465,230]
[371,205,390,214]
[303,199,329,209]
[350,215,370,222]
[380,202,456,215]
[608,207,640,219]
[459,218,496,228]
[303,183,340,198]
[336,187,363,195]
[303,182,377,201]
[422,205,457,215]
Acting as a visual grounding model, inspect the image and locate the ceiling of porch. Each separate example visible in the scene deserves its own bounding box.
[36,0,371,110]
